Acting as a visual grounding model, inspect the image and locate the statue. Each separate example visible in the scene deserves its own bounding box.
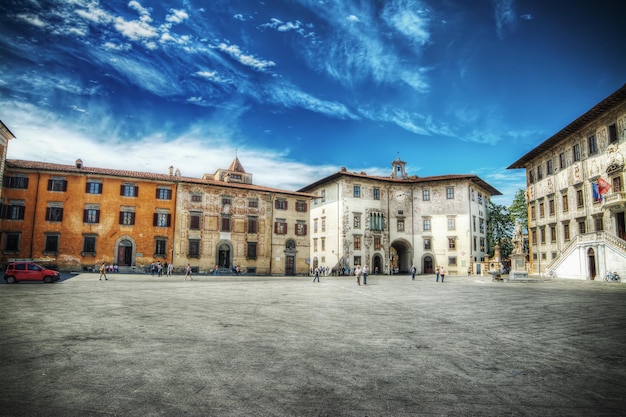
[512,221,523,255]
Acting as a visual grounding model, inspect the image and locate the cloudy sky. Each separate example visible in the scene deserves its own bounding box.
[1,0,624,205]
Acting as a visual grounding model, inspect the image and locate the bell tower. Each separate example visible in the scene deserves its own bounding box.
[390,157,408,179]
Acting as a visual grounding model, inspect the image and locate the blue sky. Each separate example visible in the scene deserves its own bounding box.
[1,0,624,205]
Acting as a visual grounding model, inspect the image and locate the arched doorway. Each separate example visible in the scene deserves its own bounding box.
[116,238,134,266]
[285,240,296,276]
[389,239,412,273]
[217,241,232,269]
[587,248,596,280]
[423,255,433,274]
[372,254,383,275]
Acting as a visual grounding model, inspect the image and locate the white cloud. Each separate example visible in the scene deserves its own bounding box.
[382,1,431,46]
[346,15,360,23]
[16,13,47,28]
[166,9,189,24]
[114,16,158,41]
[216,43,276,71]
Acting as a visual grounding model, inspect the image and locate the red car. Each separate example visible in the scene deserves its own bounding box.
[3,261,61,284]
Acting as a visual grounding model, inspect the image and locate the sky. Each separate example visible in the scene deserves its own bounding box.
[1,0,625,206]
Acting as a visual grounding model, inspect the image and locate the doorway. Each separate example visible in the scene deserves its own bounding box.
[423,255,433,274]
[285,240,296,275]
[372,254,383,274]
[218,242,231,268]
[117,239,133,266]
[587,248,596,280]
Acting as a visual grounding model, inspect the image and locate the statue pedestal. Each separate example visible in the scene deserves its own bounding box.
[509,253,528,280]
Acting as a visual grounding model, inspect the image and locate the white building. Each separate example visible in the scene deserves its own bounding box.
[299,159,501,276]
[508,83,626,280]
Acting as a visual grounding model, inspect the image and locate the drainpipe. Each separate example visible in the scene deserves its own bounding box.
[29,171,41,258]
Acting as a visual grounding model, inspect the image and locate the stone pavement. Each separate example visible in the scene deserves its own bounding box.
[1,273,625,417]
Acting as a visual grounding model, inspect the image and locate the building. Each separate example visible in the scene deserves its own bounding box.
[508,83,626,280]
[299,158,501,276]
[0,120,16,200]
[1,157,316,275]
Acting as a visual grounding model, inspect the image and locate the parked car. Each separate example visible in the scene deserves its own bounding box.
[3,261,61,284]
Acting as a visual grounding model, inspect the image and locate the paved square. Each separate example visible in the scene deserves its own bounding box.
[1,274,625,416]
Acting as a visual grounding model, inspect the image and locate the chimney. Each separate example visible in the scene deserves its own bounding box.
[75,159,83,169]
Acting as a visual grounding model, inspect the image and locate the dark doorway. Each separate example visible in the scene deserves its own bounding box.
[218,243,231,268]
[372,254,383,274]
[617,212,626,241]
[587,248,596,280]
[423,256,433,274]
[285,240,296,275]
[117,240,132,266]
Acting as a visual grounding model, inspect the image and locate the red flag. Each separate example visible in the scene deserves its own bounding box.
[598,177,612,195]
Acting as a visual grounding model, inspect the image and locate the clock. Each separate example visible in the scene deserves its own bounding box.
[395,192,406,202]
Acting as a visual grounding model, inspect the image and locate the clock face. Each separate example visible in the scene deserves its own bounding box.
[395,192,405,201]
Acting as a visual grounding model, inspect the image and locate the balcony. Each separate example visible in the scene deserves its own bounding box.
[604,191,626,212]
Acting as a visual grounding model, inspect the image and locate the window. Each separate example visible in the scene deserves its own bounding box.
[119,211,135,226]
[321,237,325,251]
[423,219,431,231]
[588,135,597,155]
[447,218,455,230]
[354,214,361,229]
[373,188,380,200]
[45,206,63,222]
[84,207,100,224]
[154,212,171,227]
[189,212,201,229]
[1,203,25,220]
[121,184,138,197]
[472,190,475,201]
[613,176,622,192]
[320,190,326,203]
[576,189,584,208]
[313,238,318,252]
[563,222,570,240]
[448,238,456,250]
[594,216,604,232]
[537,165,543,181]
[424,238,431,250]
[314,218,318,233]
[559,152,566,169]
[188,239,200,257]
[82,235,96,255]
[354,236,361,250]
[473,216,477,232]
[374,237,381,250]
[479,218,485,234]
[248,199,258,208]
[578,219,586,234]
[296,201,307,212]
[221,216,231,232]
[353,256,361,266]
[369,213,384,231]
[446,187,454,199]
[353,185,361,198]
[531,229,537,245]
[86,181,102,194]
[47,178,67,192]
[248,217,258,233]
[155,238,167,256]
[573,144,581,162]
[478,193,483,205]
[5,232,20,252]
[546,159,553,175]
[156,187,172,200]
[479,237,485,252]
[274,220,287,234]
[295,221,307,236]
[191,194,202,203]
[275,199,287,210]
[448,257,457,266]
[549,199,555,216]
[247,242,257,259]
[539,201,545,218]
[222,197,232,206]
[3,175,29,189]
[562,193,569,212]
[540,227,546,244]
[423,189,430,201]
[608,123,618,143]
[529,170,535,183]
[321,217,326,232]
[397,219,404,232]
[530,205,536,220]
[44,234,59,254]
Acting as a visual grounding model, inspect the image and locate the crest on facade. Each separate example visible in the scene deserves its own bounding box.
[605,144,624,174]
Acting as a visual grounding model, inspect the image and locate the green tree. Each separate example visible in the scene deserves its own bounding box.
[509,189,528,231]
[487,201,515,259]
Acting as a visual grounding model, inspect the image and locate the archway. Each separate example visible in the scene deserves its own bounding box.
[114,236,135,266]
[285,240,296,276]
[587,248,596,280]
[372,254,383,275]
[217,241,232,269]
[389,239,412,274]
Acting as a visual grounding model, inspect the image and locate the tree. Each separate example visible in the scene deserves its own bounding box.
[487,201,515,259]
[509,189,528,232]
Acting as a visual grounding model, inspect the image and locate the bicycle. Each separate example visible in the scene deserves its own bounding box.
[604,271,621,282]
[544,269,557,279]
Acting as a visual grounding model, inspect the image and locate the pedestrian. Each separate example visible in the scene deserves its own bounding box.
[440,266,446,283]
[99,262,108,280]
[150,261,155,276]
[411,265,416,280]
[362,264,369,285]
[436,266,440,282]
[184,263,193,281]
[157,261,163,277]
[355,265,362,286]
[213,264,219,275]
[313,267,320,282]
[167,262,174,276]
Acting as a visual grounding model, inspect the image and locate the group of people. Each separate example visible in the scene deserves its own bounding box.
[149,261,174,277]
[435,266,446,282]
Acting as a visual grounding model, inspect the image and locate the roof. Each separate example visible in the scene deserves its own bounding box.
[5,159,318,199]
[298,170,502,196]
[508,83,626,169]
[0,120,16,140]
[227,157,246,173]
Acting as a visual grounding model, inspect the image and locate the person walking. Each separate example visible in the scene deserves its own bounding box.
[99,262,108,280]
[362,264,369,285]
[411,265,416,280]
[440,266,446,283]
[167,262,173,276]
[150,262,155,276]
[184,263,193,281]
[312,267,320,283]
[355,265,362,286]
[435,266,440,282]
[157,261,163,277]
